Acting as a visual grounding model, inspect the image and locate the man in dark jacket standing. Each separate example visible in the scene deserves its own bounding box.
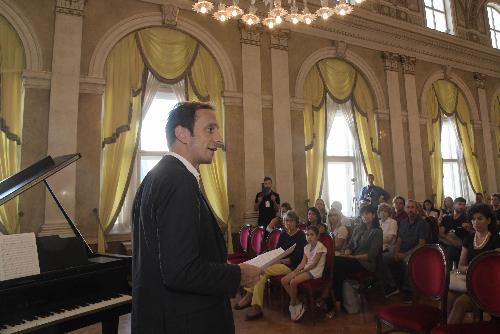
[132,102,260,334]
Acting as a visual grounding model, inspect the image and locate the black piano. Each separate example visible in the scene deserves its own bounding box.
[0,154,131,334]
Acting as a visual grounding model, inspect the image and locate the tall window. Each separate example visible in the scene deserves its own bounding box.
[424,0,452,33]
[441,115,473,202]
[487,3,500,49]
[322,99,364,217]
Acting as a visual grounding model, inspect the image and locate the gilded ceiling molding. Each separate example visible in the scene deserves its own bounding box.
[55,0,86,16]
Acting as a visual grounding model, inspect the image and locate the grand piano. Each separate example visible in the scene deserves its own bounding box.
[0,154,131,334]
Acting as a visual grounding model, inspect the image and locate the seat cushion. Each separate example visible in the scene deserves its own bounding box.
[376,304,441,332]
[299,277,328,290]
[431,322,500,334]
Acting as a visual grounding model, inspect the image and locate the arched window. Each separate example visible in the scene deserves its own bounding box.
[487,3,500,49]
[322,97,364,217]
[424,0,453,33]
[441,115,474,202]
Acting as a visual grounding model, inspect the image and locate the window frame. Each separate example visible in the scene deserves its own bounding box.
[487,3,500,49]
[424,0,453,34]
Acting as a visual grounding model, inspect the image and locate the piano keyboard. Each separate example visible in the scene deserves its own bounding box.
[0,294,131,334]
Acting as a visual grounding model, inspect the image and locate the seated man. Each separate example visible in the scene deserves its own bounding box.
[439,197,470,270]
[392,195,408,226]
[380,199,429,303]
[234,210,307,320]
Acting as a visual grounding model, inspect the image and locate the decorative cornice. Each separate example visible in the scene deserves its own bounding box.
[382,51,400,71]
[55,0,86,16]
[22,70,51,90]
[262,95,273,109]
[473,72,486,90]
[455,27,490,46]
[334,40,347,59]
[366,0,425,26]
[400,55,416,75]
[80,76,106,94]
[222,91,243,107]
[239,22,263,46]
[161,4,178,27]
[269,29,289,51]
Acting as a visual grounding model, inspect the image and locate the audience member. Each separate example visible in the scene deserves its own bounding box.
[317,222,329,236]
[381,200,429,303]
[439,196,454,223]
[254,176,280,230]
[282,225,327,321]
[491,193,500,229]
[378,203,398,252]
[266,202,292,232]
[332,205,383,313]
[423,199,440,218]
[315,198,328,224]
[328,208,349,254]
[447,203,500,324]
[331,201,352,227]
[392,195,408,226]
[306,207,322,228]
[474,192,484,204]
[359,174,390,211]
[236,210,307,320]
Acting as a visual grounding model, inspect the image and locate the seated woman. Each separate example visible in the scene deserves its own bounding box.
[306,207,322,228]
[281,225,327,321]
[328,208,349,255]
[332,205,383,313]
[423,199,440,218]
[447,203,500,324]
[378,203,398,253]
[235,210,307,320]
[266,202,293,232]
[315,198,328,224]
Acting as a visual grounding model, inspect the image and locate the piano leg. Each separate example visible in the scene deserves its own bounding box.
[101,316,119,334]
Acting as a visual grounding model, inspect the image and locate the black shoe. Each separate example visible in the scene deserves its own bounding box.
[384,286,400,298]
[402,291,413,304]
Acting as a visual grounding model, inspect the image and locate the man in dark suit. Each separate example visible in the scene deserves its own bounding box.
[132,102,261,334]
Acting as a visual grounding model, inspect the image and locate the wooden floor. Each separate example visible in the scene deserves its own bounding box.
[69,290,428,334]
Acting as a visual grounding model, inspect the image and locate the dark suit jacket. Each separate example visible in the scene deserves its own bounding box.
[132,155,241,334]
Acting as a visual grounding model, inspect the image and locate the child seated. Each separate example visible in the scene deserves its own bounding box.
[281,225,327,321]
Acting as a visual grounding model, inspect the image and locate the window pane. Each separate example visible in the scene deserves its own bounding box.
[496,31,500,49]
[140,156,162,181]
[424,0,433,8]
[443,161,461,200]
[327,162,355,216]
[425,8,435,29]
[493,7,500,29]
[441,118,458,159]
[434,12,447,32]
[488,7,495,27]
[141,97,178,151]
[433,0,445,12]
[326,111,354,157]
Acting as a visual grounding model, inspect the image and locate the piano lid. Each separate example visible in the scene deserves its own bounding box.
[0,153,81,206]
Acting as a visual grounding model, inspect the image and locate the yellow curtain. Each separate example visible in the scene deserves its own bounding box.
[0,16,25,234]
[317,59,356,102]
[425,87,443,208]
[187,47,232,252]
[99,34,144,252]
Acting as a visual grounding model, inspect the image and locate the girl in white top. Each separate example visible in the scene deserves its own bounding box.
[378,203,398,252]
[281,225,327,321]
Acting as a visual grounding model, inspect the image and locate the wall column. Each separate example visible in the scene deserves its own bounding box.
[40,0,85,237]
[240,24,264,214]
[383,52,409,197]
[401,56,426,201]
[270,29,294,205]
[474,73,497,194]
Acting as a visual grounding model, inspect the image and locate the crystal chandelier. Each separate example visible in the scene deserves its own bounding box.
[193,0,367,29]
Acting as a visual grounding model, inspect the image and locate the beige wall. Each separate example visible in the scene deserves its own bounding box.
[2,0,500,242]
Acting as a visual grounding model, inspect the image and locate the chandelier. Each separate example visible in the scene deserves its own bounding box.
[193,0,367,29]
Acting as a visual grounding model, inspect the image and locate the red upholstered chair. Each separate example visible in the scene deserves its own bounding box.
[227,224,251,264]
[431,250,500,334]
[375,244,448,334]
[266,228,282,251]
[298,233,334,321]
[298,222,307,231]
[249,226,265,257]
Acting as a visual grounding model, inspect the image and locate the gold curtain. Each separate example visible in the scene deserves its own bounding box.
[99,34,144,252]
[303,58,382,204]
[0,16,25,234]
[187,47,232,252]
[425,87,443,208]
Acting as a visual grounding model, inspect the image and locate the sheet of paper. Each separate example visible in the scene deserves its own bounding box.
[0,233,40,281]
[244,244,296,269]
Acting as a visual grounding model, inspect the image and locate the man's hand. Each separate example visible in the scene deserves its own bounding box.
[270,194,277,202]
[239,263,261,288]
[393,252,405,262]
[257,195,263,203]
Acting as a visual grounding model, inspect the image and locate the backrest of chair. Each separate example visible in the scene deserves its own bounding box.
[467,250,500,317]
[250,226,265,255]
[408,244,448,299]
[266,228,282,250]
[239,224,251,252]
[319,234,334,275]
[298,222,307,231]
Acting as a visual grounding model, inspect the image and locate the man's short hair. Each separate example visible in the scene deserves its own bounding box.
[454,197,466,204]
[360,205,375,215]
[165,101,214,148]
[264,176,272,182]
[392,195,406,205]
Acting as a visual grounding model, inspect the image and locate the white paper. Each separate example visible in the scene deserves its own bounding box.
[0,233,40,281]
[244,244,296,269]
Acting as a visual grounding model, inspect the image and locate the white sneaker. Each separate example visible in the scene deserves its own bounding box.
[294,303,305,321]
[289,304,296,320]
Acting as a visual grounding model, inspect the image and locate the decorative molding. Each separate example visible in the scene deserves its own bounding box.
[239,22,263,46]
[382,51,400,71]
[80,76,106,94]
[290,97,307,112]
[366,0,425,26]
[269,29,289,51]
[400,55,416,75]
[455,27,490,46]
[222,91,243,107]
[55,0,86,16]
[472,120,483,129]
[443,65,453,80]
[161,4,178,27]
[334,40,347,58]
[22,70,51,90]
[473,72,486,90]
[262,95,273,109]
[0,0,43,71]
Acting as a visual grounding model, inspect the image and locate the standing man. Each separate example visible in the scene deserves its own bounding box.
[359,174,390,211]
[254,176,280,230]
[132,102,260,334]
